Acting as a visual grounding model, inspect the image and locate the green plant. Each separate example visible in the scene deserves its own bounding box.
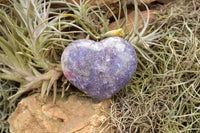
[0,80,17,133]
[0,0,88,103]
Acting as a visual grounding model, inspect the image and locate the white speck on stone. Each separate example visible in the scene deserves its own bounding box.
[106,55,110,62]
[117,64,121,67]
[113,42,125,52]
[90,42,103,51]
[105,38,125,52]
[118,53,131,63]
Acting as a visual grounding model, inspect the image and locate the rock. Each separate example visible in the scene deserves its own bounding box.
[8,93,111,133]
[61,37,137,101]
[109,10,157,32]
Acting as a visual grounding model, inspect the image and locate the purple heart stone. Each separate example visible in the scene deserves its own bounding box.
[61,37,137,101]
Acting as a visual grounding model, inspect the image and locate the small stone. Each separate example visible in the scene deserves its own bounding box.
[61,37,137,101]
[109,10,157,32]
[8,93,111,133]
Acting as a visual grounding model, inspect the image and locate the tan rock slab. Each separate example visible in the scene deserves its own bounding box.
[8,93,111,133]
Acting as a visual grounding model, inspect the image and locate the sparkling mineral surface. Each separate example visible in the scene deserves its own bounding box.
[61,37,137,101]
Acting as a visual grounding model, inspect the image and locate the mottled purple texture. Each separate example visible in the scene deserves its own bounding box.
[61,37,137,101]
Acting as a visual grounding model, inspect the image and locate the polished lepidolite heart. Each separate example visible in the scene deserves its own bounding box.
[61,37,137,101]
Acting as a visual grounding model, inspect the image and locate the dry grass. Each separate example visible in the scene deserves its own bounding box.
[0,81,18,133]
[103,0,200,132]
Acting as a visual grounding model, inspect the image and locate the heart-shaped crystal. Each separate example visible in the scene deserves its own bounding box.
[61,37,137,101]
